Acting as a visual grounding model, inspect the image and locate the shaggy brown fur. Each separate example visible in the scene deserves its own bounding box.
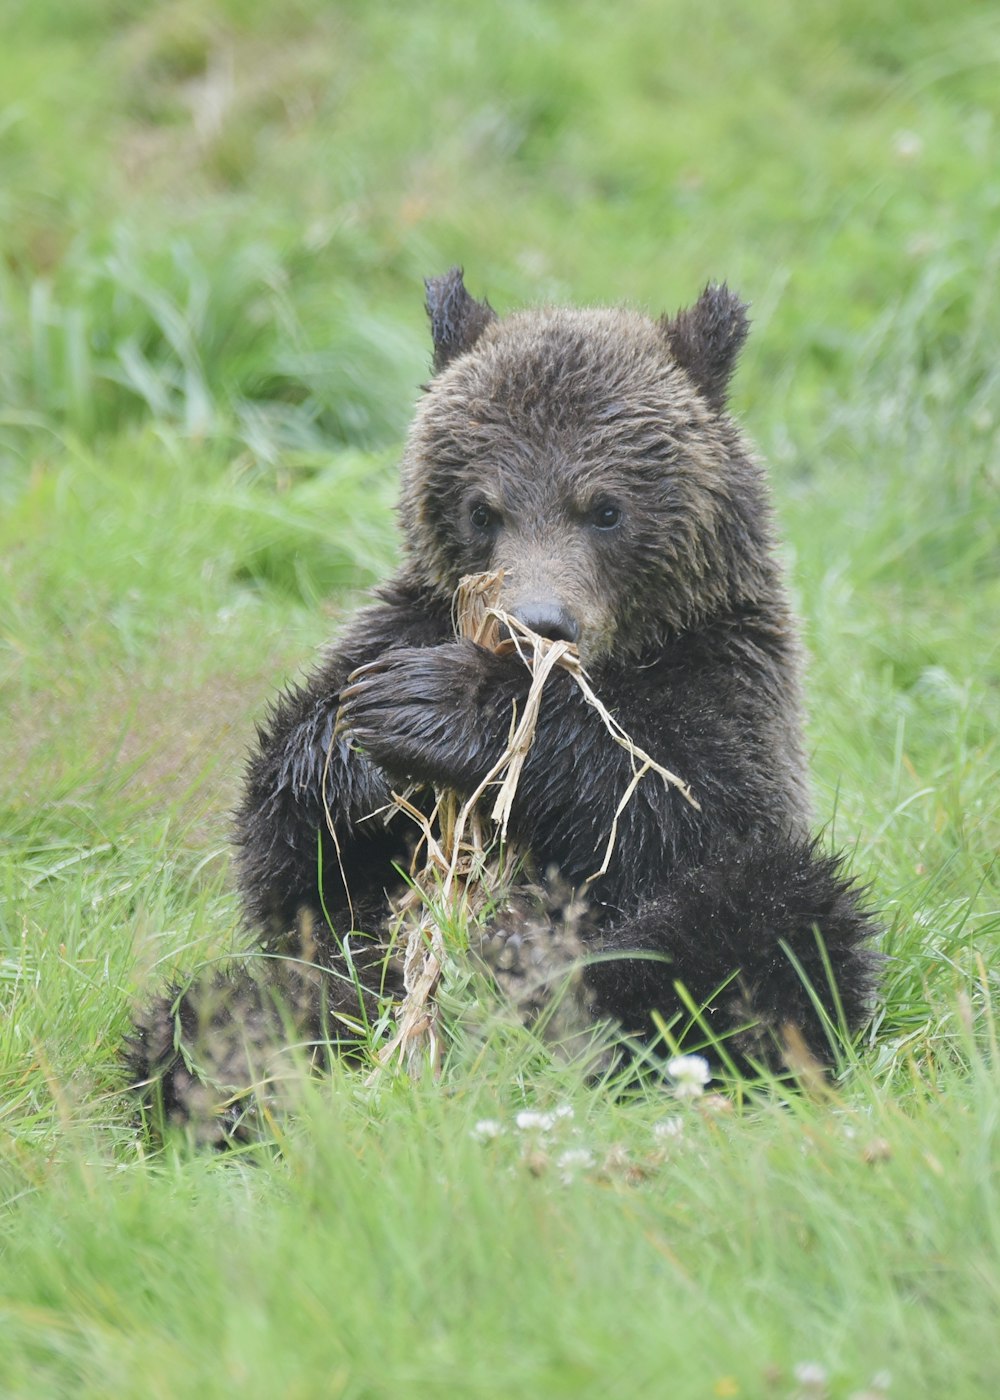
[126,270,878,1138]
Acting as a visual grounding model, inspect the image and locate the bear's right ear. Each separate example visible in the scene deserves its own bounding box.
[424,267,497,374]
[660,283,750,412]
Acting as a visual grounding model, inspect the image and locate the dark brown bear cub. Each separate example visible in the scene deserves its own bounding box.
[128,270,877,1136]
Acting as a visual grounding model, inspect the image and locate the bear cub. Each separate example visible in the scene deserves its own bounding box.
[128,269,878,1136]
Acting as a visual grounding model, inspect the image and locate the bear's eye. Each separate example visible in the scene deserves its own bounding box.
[469,502,500,532]
[590,503,622,530]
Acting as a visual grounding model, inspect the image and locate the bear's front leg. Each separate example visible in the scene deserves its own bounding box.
[337,641,676,897]
[337,641,527,793]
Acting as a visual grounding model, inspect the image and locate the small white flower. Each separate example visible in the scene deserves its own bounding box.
[515,1109,556,1132]
[794,1360,829,1394]
[653,1116,684,1142]
[891,129,923,161]
[666,1054,711,1099]
[515,1104,575,1133]
[556,1147,595,1183]
[557,1147,594,1170]
[471,1118,504,1141]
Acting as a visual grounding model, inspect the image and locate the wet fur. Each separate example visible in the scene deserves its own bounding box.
[126,270,879,1134]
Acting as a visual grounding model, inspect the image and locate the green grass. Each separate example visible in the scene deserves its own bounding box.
[1,1,998,1395]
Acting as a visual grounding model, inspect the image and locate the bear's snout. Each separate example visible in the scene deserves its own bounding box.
[508,600,581,646]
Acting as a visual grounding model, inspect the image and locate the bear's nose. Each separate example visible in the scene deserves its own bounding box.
[509,602,581,645]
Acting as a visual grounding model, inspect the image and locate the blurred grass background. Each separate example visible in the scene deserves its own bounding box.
[1,2,998,1395]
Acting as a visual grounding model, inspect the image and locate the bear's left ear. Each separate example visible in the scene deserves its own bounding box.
[660,283,750,412]
[425,267,498,374]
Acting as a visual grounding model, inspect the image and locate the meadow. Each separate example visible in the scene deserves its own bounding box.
[1,1,998,1395]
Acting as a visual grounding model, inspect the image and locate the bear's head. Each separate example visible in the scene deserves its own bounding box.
[400,268,779,665]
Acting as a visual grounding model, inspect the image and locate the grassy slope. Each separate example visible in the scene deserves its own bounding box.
[1,1,998,1395]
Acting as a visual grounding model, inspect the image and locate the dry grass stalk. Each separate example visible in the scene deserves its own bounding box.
[364,571,698,1079]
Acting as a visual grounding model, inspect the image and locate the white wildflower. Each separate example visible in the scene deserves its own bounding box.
[666,1054,711,1099]
[653,1116,685,1142]
[471,1118,504,1141]
[515,1109,557,1132]
[794,1360,829,1395]
[557,1147,595,1183]
[891,129,923,161]
[515,1104,574,1133]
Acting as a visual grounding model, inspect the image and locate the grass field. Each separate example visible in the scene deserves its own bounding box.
[2,1,999,1395]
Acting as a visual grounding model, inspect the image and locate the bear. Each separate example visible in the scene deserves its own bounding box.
[127,268,878,1140]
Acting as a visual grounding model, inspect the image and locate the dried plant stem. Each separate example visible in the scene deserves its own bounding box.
[362,571,697,1081]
